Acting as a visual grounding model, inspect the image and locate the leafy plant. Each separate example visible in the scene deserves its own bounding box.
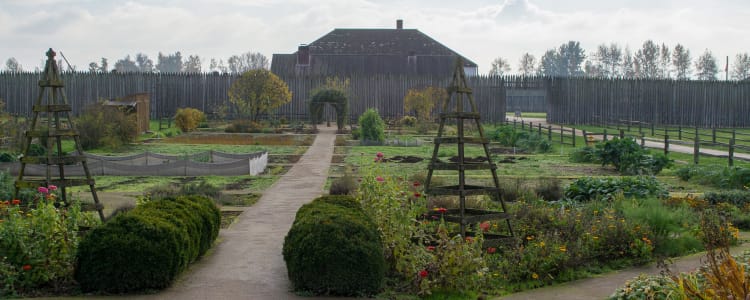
[564,176,668,202]
[76,102,138,150]
[492,125,551,153]
[594,138,672,175]
[676,165,750,189]
[174,107,205,132]
[358,108,385,144]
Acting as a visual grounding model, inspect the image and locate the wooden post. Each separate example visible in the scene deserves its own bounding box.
[712,127,716,144]
[547,125,552,141]
[664,134,669,155]
[651,122,655,136]
[582,130,588,146]
[529,122,533,132]
[603,129,608,141]
[513,119,517,128]
[572,128,576,147]
[560,126,564,144]
[619,129,625,139]
[693,127,700,165]
[537,123,542,135]
[678,125,682,140]
[728,138,735,167]
[640,134,645,148]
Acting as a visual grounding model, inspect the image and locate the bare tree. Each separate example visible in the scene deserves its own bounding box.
[5,57,22,72]
[88,62,98,73]
[672,44,691,80]
[659,43,671,78]
[634,40,660,78]
[731,53,750,80]
[209,58,228,73]
[489,57,511,76]
[183,55,202,72]
[227,52,269,74]
[517,53,536,76]
[694,49,718,80]
[621,48,636,78]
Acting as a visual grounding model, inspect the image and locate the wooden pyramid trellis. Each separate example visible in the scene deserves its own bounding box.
[424,58,513,247]
[14,49,105,221]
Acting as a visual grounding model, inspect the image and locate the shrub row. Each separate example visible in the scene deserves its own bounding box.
[75,195,220,293]
[676,165,750,190]
[570,138,671,175]
[283,195,385,296]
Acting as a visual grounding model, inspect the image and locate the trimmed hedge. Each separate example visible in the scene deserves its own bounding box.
[283,195,385,296]
[75,195,220,293]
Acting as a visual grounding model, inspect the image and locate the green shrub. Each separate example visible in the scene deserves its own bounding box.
[174,107,205,132]
[677,165,750,189]
[283,195,385,296]
[0,152,15,162]
[492,125,551,153]
[594,138,672,175]
[358,108,385,145]
[225,120,263,133]
[702,190,750,207]
[329,173,358,196]
[569,146,597,163]
[608,274,676,300]
[75,195,220,293]
[619,197,702,257]
[564,176,668,202]
[399,115,417,127]
[534,179,563,201]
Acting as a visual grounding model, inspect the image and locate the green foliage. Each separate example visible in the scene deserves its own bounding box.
[329,172,358,196]
[309,89,348,131]
[594,138,672,175]
[358,108,385,144]
[608,274,677,300]
[618,197,702,257]
[76,102,138,150]
[569,146,597,163]
[174,107,205,132]
[0,152,15,162]
[283,195,385,296]
[399,115,417,127]
[564,176,668,202]
[228,69,291,121]
[0,187,98,297]
[224,120,263,133]
[75,195,220,293]
[26,144,47,157]
[676,165,750,189]
[702,190,750,207]
[534,178,563,201]
[491,125,551,153]
[403,87,445,133]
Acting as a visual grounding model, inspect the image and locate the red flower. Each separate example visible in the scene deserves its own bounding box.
[419,269,428,278]
[11,199,20,205]
[413,181,421,187]
[480,222,490,232]
[376,152,384,158]
[487,247,497,254]
[376,176,384,182]
[413,192,421,198]
[37,187,48,194]
[374,157,380,162]
[2,201,8,205]
[426,245,436,251]
[435,207,447,214]
[22,264,31,271]
[465,237,474,243]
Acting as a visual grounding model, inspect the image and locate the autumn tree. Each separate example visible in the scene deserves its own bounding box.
[183,55,202,72]
[403,86,446,123]
[695,49,718,80]
[731,53,750,80]
[672,44,692,80]
[228,52,269,73]
[228,69,291,121]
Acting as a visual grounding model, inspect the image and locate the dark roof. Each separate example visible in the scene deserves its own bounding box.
[306,29,476,65]
[271,28,477,77]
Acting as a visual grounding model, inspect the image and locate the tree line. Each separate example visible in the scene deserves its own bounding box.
[3,51,269,74]
[489,40,750,80]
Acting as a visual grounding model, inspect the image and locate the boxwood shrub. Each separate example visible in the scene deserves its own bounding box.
[75,195,220,293]
[283,195,385,296]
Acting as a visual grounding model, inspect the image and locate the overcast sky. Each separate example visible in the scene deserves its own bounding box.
[1,0,748,75]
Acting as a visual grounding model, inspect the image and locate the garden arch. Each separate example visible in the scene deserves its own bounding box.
[309,89,348,132]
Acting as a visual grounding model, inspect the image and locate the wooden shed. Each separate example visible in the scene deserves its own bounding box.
[103,93,150,133]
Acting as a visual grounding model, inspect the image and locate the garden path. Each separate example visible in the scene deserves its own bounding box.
[517,117,750,161]
[127,126,341,300]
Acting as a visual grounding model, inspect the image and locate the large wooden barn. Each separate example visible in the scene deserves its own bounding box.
[271,20,478,78]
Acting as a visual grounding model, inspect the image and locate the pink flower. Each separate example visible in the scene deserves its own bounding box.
[434,207,447,214]
[374,157,380,162]
[376,176,384,182]
[419,269,428,278]
[48,185,57,191]
[376,152,384,158]
[487,247,497,254]
[480,222,491,232]
[37,187,49,194]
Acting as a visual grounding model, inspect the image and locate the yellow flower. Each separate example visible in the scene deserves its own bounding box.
[538,241,545,247]
[592,236,599,240]
[559,245,567,252]
[532,273,539,279]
